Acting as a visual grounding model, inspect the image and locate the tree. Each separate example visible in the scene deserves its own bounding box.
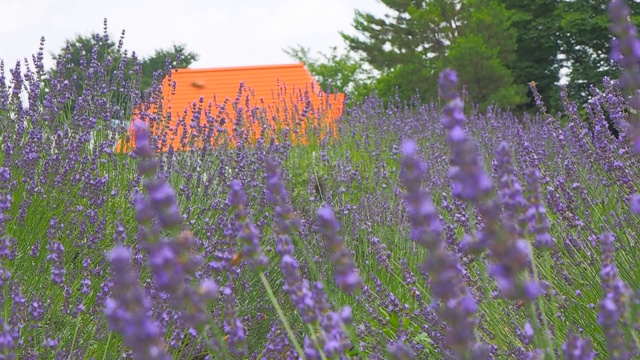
[342,1,460,72]
[558,0,640,107]
[459,0,518,67]
[341,0,526,109]
[442,35,526,109]
[283,45,373,104]
[139,44,199,91]
[450,0,527,109]
[497,0,563,113]
[341,0,458,104]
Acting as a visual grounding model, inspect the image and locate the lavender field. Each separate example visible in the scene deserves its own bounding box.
[2,1,640,359]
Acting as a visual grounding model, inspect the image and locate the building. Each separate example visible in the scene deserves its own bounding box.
[116,62,345,152]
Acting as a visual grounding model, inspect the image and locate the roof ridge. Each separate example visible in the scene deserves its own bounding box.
[172,62,307,74]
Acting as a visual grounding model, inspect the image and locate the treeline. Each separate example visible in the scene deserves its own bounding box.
[286,0,640,114]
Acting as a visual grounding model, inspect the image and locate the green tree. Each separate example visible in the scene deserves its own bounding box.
[341,0,525,109]
[558,0,640,107]
[139,44,199,91]
[342,0,526,107]
[283,45,373,104]
[497,0,562,113]
[341,0,458,104]
[442,35,526,109]
[451,0,526,108]
[460,0,518,67]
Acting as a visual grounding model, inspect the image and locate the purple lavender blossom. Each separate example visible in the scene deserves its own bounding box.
[524,169,555,249]
[0,167,13,292]
[317,205,362,294]
[439,69,493,203]
[317,307,354,358]
[399,140,443,249]
[523,321,534,345]
[494,142,530,240]
[105,245,169,360]
[132,122,220,336]
[562,331,595,360]
[222,286,247,357]
[265,156,321,323]
[134,120,182,229]
[46,218,66,286]
[228,179,268,271]
[261,322,297,359]
[280,254,319,323]
[608,1,640,251]
[487,239,541,301]
[265,156,297,256]
[400,139,487,358]
[630,193,640,214]
[438,69,541,303]
[597,232,634,359]
[0,167,10,231]
[387,341,416,360]
[609,0,640,115]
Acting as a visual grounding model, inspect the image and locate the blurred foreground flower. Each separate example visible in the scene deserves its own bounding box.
[400,139,489,359]
[105,245,169,360]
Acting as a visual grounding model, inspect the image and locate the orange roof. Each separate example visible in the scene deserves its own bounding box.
[117,62,345,152]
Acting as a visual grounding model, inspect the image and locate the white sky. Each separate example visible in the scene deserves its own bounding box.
[0,0,389,71]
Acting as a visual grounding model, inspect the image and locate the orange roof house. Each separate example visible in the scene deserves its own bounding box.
[117,63,346,152]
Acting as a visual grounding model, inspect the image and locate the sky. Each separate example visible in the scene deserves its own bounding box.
[0,0,389,71]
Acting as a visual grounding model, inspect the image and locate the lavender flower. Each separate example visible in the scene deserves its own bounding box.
[386,341,416,360]
[524,169,555,249]
[609,0,640,116]
[608,1,640,227]
[399,140,443,249]
[314,305,354,359]
[0,167,10,232]
[222,286,247,357]
[562,331,595,360]
[134,121,182,229]
[630,193,640,215]
[265,156,297,256]
[261,322,297,360]
[0,167,13,293]
[105,245,169,360]
[439,69,493,203]
[132,122,219,335]
[494,142,528,236]
[229,179,267,271]
[597,232,634,359]
[280,254,319,323]
[0,325,15,356]
[438,69,541,303]
[265,156,320,323]
[400,139,487,358]
[46,218,65,286]
[317,205,362,294]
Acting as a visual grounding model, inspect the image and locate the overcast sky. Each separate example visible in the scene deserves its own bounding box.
[0,0,389,71]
